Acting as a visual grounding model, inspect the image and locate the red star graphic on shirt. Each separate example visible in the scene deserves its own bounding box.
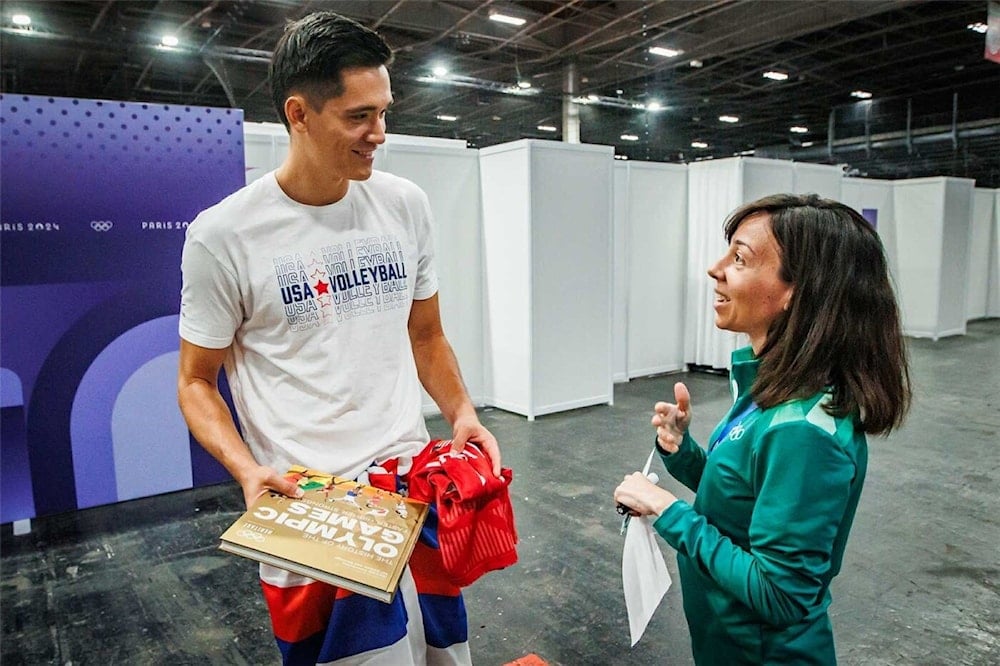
[314,279,329,295]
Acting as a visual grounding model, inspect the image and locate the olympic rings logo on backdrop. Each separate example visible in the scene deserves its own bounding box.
[90,220,113,232]
[236,529,266,542]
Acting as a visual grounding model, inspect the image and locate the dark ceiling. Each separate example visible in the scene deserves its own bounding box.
[3,0,999,186]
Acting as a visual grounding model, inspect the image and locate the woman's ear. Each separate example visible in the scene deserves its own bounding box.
[782,286,794,311]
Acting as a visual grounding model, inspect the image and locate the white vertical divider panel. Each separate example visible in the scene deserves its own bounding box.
[379,141,485,412]
[625,161,688,378]
[938,178,974,335]
[479,143,533,417]
[967,189,996,320]
[612,163,630,382]
[480,140,614,420]
[792,162,842,199]
[686,158,744,370]
[893,177,974,339]
[894,179,945,337]
[990,191,1000,317]
[530,142,614,416]
[840,178,899,282]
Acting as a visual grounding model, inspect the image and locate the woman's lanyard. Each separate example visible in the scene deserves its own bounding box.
[709,401,760,454]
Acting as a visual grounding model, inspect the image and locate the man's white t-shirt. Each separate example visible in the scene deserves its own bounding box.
[179,170,438,479]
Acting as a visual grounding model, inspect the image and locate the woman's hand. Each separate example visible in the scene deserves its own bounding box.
[614,472,677,517]
[652,382,692,454]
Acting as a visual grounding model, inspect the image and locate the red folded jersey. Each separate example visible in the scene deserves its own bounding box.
[408,439,518,587]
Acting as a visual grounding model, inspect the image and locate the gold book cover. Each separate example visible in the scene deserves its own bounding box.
[219,466,429,603]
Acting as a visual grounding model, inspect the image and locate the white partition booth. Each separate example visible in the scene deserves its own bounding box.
[613,161,688,380]
[841,178,899,281]
[685,157,843,369]
[968,189,998,320]
[479,140,614,419]
[893,177,975,339]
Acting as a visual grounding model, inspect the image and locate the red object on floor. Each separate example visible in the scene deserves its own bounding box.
[503,654,549,666]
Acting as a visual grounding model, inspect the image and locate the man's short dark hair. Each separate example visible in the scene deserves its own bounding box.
[269,11,393,129]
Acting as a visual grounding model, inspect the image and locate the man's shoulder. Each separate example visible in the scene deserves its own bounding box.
[362,169,426,201]
[190,174,273,233]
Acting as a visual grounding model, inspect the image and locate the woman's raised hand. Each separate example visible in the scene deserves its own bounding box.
[652,382,692,454]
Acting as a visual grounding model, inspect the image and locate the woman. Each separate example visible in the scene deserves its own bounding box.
[614,194,911,665]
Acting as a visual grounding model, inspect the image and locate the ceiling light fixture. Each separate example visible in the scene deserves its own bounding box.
[648,46,682,58]
[689,59,703,68]
[12,13,31,26]
[161,34,179,47]
[537,125,557,132]
[691,141,709,149]
[850,90,872,99]
[967,22,988,34]
[490,13,526,26]
[620,134,639,141]
[416,73,538,97]
[432,66,448,77]
[435,114,458,121]
[801,141,814,147]
[614,154,629,160]
[571,94,660,111]
[763,70,789,81]
[719,115,739,123]
[790,126,808,134]
[517,80,532,89]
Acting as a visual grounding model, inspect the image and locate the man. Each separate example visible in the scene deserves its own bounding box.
[177,11,499,665]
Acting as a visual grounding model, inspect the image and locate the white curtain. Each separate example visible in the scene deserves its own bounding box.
[685,159,744,370]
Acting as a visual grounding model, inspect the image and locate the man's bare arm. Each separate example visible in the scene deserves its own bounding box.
[408,294,501,475]
[177,339,301,506]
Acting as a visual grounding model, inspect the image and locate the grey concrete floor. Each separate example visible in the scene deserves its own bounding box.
[2,319,998,665]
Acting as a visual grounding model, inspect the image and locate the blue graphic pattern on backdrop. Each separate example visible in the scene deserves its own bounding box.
[0,94,246,522]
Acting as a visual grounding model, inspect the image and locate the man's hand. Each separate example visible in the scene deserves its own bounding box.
[238,464,304,510]
[450,414,502,477]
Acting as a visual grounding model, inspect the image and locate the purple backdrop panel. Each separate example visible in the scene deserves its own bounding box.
[72,316,188,508]
[1,94,244,521]
[1,369,34,523]
[862,208,879,230]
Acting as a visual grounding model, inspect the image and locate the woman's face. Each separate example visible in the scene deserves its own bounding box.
[707,213,793,353]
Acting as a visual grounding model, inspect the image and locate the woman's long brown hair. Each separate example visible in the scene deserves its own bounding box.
[724,193,911,435]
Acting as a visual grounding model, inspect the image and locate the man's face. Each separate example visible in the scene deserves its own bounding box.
[304,65,392,182]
